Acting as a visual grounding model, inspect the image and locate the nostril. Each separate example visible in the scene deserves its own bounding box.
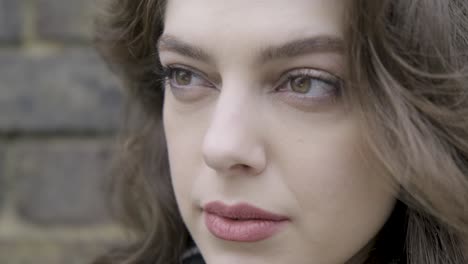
[230,164,250,171]
[229,163,260,175]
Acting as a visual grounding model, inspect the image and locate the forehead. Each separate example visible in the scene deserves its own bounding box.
[163,0,346,54]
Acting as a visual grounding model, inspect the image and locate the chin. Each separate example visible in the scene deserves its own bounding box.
[202,253,279,264]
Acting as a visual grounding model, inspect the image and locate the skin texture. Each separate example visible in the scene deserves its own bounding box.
[160,0,397,263]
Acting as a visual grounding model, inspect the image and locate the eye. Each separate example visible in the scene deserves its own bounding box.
[161,65,216,102]
[291,76,313,94]
[278,69,342,100]
[163,66,212,88]
[174,69,193,86]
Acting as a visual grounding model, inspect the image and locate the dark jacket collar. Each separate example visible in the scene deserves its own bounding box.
[180,245,205,264]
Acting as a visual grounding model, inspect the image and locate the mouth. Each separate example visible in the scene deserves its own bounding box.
[203,201,289,242]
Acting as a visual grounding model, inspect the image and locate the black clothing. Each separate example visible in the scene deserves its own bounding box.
[180,245,205,264]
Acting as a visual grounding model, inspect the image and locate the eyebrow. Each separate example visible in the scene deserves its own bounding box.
[259,36,344,63]
[158,35,213,63]
[157,34,344,64]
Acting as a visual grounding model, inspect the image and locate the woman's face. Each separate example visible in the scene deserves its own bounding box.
[160,0,397,263]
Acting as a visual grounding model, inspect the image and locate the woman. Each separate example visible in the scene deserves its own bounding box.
[94,0,468,263]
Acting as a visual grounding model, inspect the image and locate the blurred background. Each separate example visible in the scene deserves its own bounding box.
[0,0,125,263]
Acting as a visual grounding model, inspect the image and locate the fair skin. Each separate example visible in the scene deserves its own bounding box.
[160,0,397,263]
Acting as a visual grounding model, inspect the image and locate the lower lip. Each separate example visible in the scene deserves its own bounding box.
[204,212,287,242]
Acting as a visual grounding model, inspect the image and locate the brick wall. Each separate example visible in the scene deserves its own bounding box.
[0,0,125,263]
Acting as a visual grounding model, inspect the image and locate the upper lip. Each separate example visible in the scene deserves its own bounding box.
[203,201,289,221]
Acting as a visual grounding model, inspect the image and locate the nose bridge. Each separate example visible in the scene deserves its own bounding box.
[202,83,266,175]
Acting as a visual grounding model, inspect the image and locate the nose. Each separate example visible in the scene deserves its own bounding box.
[202,89,266,176]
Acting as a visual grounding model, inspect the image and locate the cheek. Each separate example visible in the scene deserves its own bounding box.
[272,117,365,200]
[162,94,210,213]
[284,137,368,206]
[274,119,397,246]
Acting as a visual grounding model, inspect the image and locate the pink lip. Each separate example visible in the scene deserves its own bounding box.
[203,201,289,242]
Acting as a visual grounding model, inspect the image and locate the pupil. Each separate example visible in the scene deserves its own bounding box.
[292,77,311,93]
[176,70,191,85]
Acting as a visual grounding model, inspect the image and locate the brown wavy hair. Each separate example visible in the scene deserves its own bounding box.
[93,0,468,263]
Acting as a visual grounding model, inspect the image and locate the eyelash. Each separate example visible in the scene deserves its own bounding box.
[277,68,342,100]
[160,65,342,103]
[161,65,214,89]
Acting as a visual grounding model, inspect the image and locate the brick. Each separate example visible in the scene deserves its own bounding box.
[0,48,123,133]
[0,0,21,42]
[10,139,114,226]
[36,0,95,42]
[0,240,114,264]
